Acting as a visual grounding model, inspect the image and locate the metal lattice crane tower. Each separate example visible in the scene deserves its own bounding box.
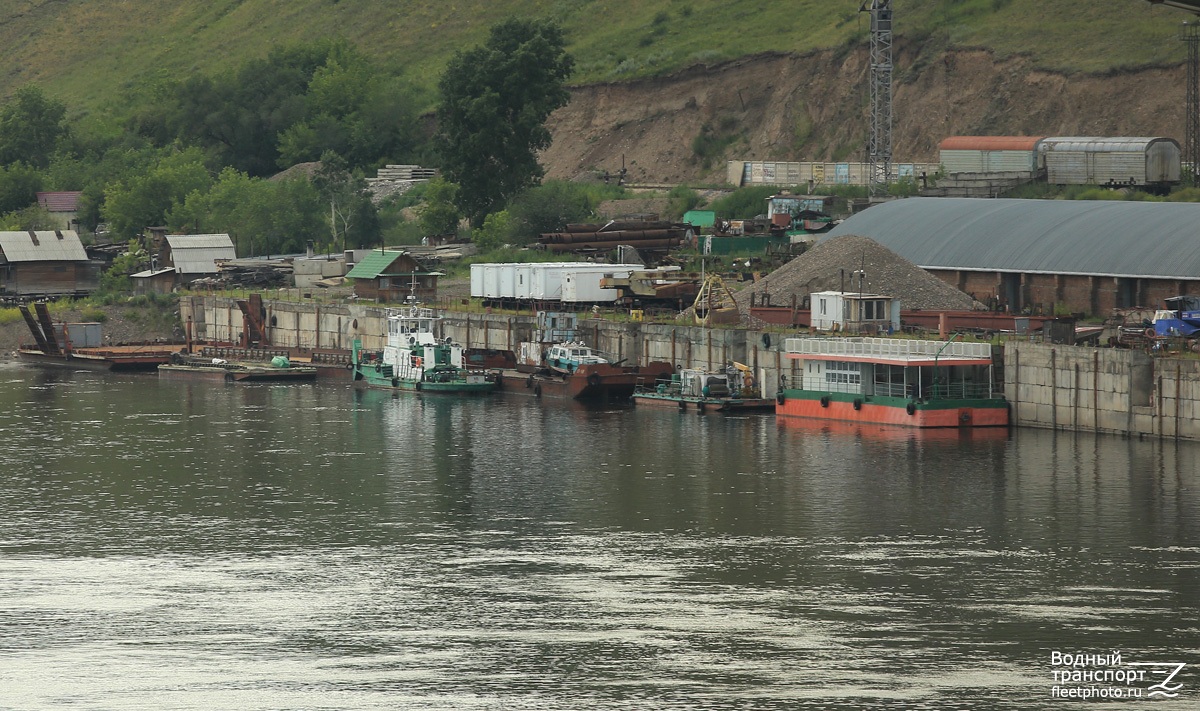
[1147,2,1200,184]
[861,1,893,195]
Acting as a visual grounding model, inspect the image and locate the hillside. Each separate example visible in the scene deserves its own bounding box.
[0,0,1195,185]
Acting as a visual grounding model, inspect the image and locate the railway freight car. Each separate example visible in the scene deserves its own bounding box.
[1040,137,1181,189]
[938,136,1046,174]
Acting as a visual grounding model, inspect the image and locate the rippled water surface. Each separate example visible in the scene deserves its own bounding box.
[0,364,1197,709]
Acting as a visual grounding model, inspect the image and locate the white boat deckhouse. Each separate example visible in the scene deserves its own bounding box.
[783,336,999,400]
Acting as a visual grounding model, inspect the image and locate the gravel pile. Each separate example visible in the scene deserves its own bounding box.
[733,234,977,326]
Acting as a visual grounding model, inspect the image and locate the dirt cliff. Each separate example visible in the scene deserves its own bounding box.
[543,47,1186,185]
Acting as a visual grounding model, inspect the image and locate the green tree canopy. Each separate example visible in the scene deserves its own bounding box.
[0,162,43,215]
[102,147,213,238]
[0,85,68,168]
[169,168,325,256]
[507,181,595,240]
[436,18,574,228]
[418,176,461,238]
[134,40,421,178]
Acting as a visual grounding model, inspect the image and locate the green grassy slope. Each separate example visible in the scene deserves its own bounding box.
[0,0,1191,114]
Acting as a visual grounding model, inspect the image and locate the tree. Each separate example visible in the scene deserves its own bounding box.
[418,176,461,238]
[472,210,513,251]
[0,162,43,215]
[0,85,68,168]
[436,18,574,227]
[169,167,325,256]
[102,147,212,238]
[507,181,594,239]
[311,151,378,251]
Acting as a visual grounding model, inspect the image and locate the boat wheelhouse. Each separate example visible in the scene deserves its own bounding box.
[545,341,609,374]
[776,336,1008,428]
[351,306,495,394]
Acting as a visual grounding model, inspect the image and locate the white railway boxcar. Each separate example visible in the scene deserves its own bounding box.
[1040,137,1181,187]
[938,136,1045,174]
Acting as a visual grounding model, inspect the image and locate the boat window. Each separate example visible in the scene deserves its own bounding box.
[824,360,861,385]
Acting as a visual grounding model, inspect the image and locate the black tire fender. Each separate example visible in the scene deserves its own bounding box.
[819,395,830,408]
[852,398,862,411]
[777,392,786,405]
[587,373,602,388]
[534,383,542,398]
[906,401,917,416]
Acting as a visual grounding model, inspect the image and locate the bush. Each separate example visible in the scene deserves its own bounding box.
[80,308,108,323]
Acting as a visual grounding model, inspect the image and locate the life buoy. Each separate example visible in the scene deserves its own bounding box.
[345,362,353,370]
[819,395,830,408]
[413,356,423,368]
[852,398,862,411]
[906,402,917,416]
[1145,328,1156,338]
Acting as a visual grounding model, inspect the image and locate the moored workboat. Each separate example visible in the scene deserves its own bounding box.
[158,354,317,382]
[633,365,774,413]
[775,336,1009,428]
[351,306,495,395]
[544,341,609,374]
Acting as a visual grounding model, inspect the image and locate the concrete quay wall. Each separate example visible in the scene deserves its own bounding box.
[1005,342,1200,440]
[179,297,794,396]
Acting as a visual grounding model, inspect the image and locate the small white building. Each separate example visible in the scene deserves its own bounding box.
[810,291,900,334]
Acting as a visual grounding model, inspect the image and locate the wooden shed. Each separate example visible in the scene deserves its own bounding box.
[345,250,441,303]
[0,230,99,297]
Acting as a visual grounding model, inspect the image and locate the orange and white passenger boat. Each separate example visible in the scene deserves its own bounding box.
[775,336,1009,428]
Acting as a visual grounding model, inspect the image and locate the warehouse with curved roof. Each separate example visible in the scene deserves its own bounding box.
[825,197,1200,315]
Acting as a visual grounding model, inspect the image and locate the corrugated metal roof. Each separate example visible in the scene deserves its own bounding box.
[347,251,410,279]
[36,191,82,212]
[131,268,177,278]
[1038,137,1178,153]
[0,231,88,263]
[168,234,236,275]
[938,136,1045,151]
[165,234,235,249]
[823,198,1200,279]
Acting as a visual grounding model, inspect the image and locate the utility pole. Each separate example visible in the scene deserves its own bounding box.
[1185,21,1200,184]
[861,1,894,196]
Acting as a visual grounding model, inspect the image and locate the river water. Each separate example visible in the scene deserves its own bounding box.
[0,363,1197,709]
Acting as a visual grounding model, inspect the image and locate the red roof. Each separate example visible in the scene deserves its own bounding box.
[938,136,1045,151]
[36,191,82,212]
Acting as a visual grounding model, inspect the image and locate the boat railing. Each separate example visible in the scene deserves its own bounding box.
[783,337,993,361]
[790,380,996,400]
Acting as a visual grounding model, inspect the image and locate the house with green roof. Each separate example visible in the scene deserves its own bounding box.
[345,250,442,303]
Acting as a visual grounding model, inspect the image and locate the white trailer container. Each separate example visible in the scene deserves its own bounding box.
[470,264,485,299]
[561,267,638,303]
[497,265,517,299]
[471,262,643,302]
[483,264,501,299]
[514,264,535,300]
